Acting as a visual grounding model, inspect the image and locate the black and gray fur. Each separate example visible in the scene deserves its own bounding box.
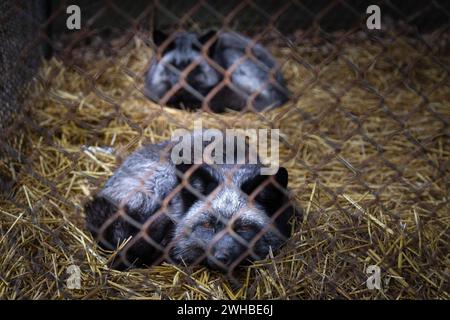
[85,131,295,271]
[144,31,221,110]
[144,30,289,112]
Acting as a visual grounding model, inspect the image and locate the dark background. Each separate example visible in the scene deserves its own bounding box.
[46,0,449,35]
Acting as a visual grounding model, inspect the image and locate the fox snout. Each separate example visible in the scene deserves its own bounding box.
[206,233,245,271]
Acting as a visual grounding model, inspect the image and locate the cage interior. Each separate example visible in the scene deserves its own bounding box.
[0,0,449,299]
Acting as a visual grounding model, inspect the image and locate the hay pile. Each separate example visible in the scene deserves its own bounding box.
[1,31,449,299]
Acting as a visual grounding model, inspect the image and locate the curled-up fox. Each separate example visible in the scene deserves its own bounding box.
[144,30,290,112]
[85,130,296,271]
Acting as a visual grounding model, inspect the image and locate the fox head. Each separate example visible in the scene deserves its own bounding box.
[169,163,293,272]
[145,30,220,108]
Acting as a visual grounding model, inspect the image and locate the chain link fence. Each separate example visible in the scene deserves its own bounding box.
[0,0,449,299]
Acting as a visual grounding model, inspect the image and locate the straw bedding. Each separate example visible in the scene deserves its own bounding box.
[0,32,449,299]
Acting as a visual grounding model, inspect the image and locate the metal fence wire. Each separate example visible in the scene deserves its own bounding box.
[0,0,449,299]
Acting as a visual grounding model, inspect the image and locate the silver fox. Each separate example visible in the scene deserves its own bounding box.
[85,131,295,271]
[144,30,289,112]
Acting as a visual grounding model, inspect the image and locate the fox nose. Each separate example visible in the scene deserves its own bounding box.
[207,251,232,270]
[214,251,231,265]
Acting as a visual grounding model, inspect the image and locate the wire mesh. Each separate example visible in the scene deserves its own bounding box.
[0,0,449,299]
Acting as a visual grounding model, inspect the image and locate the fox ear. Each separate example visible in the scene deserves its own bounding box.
[153,30,168,46]
[274,167,288,189]
[175,163,192,176]
[199,30,217,44]
[175,164,216,191]
[241,167,289,214]
[176,164,218,212]
[241,167,288,196]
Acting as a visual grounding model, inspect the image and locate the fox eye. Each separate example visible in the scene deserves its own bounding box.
[235,224,255,233]
[201,221,214,229]
[241,176,265,196]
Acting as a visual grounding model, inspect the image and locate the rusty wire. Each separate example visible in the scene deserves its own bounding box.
[0,0,449,299]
